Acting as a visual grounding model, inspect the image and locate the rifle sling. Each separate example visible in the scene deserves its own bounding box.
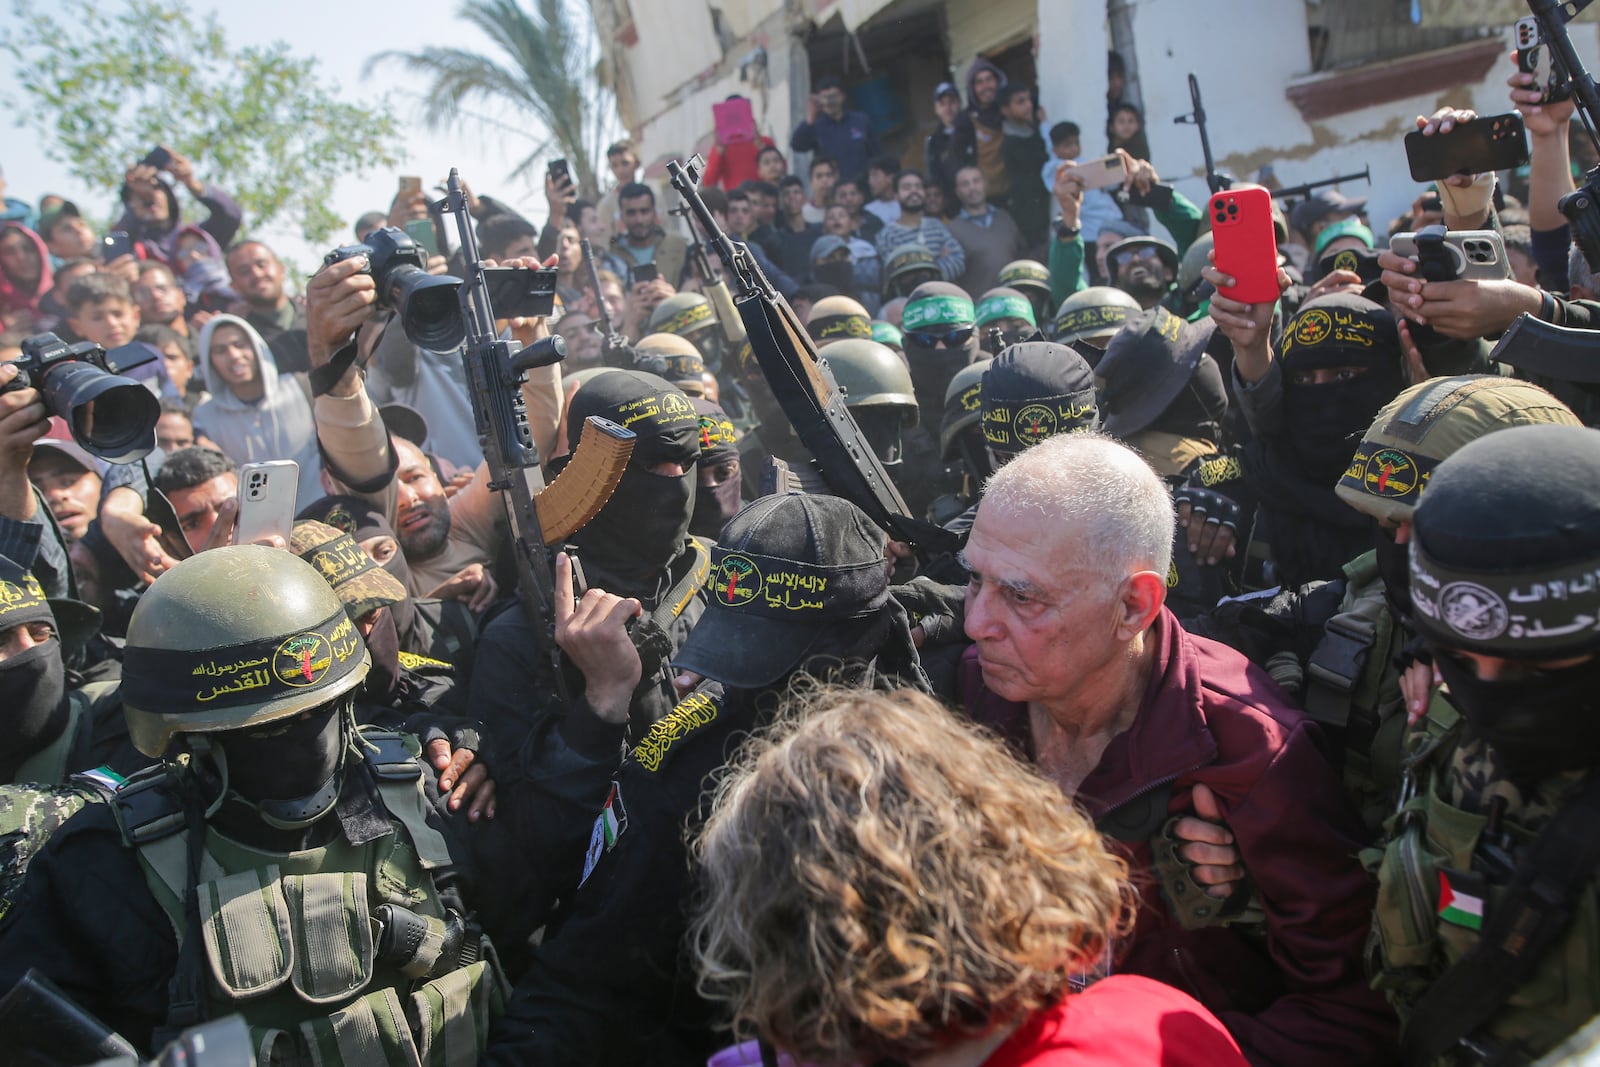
[1401,772,1600,1065]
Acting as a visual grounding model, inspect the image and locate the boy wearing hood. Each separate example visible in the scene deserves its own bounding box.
[0,223,52,330]
[112,148,242,267]
[190,313,323,511]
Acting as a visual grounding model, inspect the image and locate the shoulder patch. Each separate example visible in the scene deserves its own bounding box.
[1198,455,1243,487]
[579,780,628,888]
[632,690,722,774]
[397,650,454,673]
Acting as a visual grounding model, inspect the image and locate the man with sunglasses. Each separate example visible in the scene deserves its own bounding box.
[1106,234,1181,311]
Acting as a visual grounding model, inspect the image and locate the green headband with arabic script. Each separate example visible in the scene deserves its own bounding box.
[707,546,888,620]
[975,292,1037,328]
[122,607,367,712]
[903,294,975,331]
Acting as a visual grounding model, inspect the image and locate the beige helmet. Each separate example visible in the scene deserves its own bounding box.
[806,294,874,344]
[121,546,370,757]
[634,331,707,395]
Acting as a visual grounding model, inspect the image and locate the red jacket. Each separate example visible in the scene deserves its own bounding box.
[961,609,1397,1067]
[701,136,775,191]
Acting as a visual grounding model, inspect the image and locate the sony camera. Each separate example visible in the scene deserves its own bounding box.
[324,226,465,351]
[3,334,159,463]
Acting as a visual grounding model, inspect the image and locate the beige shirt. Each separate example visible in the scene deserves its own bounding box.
[314,362,562,598]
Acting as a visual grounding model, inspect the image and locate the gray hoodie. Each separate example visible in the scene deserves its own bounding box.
[191,314,324,511]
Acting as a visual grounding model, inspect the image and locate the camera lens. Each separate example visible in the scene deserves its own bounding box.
[385,265,466,351]
[41,361,159,464]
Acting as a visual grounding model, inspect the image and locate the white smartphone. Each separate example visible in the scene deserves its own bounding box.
[235,460,299,547]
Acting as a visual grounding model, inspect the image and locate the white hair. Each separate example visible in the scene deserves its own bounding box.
[982,432,1175,581]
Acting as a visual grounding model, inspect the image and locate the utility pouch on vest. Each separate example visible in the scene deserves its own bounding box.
[197,866,295,1000]
[1304,611,1376,730]
[410,959,500,1067]
[300,984,421,1066]
[283,872,376,1005]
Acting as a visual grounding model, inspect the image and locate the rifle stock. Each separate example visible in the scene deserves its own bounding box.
[442,171,636,696]
[1489,312,1600,384]
[666,155,959,556]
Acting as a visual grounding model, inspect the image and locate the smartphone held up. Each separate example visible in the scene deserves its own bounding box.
[1208,187,1279,304]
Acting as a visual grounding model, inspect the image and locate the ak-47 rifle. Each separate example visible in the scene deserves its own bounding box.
[1489,313,1600,384]
[671,200,751,362]
[441,171,637,697]
[666,155,958,556]
[579,236,631,369]
[1175,73,1229,195]
[1272,167,1372,204]
[1527,0,1600,267]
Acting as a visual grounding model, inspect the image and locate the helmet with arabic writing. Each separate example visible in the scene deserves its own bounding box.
[1334,376,1579,526]
[121,546,370,756]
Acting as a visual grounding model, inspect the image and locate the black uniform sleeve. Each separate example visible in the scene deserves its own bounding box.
[0,806,175,1053]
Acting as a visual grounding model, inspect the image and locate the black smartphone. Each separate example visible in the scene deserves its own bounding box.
[548,158,571,187]
[1404,112,1529,181]
[630,262,660,287]
[482,266,559,319]
[140,146,173,171]
[100,231,135,263]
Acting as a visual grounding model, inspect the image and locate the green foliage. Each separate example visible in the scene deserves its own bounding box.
[1,0,401,244]
[369,0,618,199]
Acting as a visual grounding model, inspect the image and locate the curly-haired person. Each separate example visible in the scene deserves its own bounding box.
[689,686,1248,1067]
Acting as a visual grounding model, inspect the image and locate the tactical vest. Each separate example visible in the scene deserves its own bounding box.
[112,731,503,1066]
[1368,697,1600,1064]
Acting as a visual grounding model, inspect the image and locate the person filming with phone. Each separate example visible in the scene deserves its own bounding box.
[112,145,242,269]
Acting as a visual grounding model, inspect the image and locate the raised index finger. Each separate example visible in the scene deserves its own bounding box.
[554,550,575,625]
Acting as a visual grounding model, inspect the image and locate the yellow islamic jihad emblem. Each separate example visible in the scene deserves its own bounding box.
[274,632,334,687]
[1333,250,1359,274]
[1293,309,1332,347]
[1015,404,1059,445]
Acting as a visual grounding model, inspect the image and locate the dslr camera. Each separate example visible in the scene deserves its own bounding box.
[324,226,465,351]
[3,334,159,463]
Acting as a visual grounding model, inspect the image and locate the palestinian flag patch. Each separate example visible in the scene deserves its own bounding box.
[580,781,628,887]
[1437,868,1485,931]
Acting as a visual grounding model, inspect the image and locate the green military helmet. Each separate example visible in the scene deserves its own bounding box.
[883,244,941,299]
[635,331,707,396]
[997,259,1053,320]
[974,287,1037,329]
[121,545,370,757]
[941,357,993,458]
[820,338,918,425]
[1177,233,1216,301]
[648,291,719,338]
[1334,376,1579,526]
[806,294,874,344]
[1050,286,1142,349]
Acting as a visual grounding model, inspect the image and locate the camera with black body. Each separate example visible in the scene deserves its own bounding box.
[2,333,159,463]
[324,226,465,351]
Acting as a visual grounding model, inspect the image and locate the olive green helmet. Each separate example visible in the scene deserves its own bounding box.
[820,338,918,425]
[806,295,873,343]
[122,546,370,757]
[634,332,707,395]
[1050,286,1142,347]
[942,357,993,458]
[648,292,718,337]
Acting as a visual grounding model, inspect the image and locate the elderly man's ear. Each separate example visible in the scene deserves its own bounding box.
[1114,570,1167,642]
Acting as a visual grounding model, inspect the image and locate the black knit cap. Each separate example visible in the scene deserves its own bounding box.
[567,369,700,467]
[1411,424,1600,657]
[672,494,888,689]
[980,342,1099,455]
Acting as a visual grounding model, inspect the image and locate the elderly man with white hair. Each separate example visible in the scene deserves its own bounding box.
[959,433,1397,1067]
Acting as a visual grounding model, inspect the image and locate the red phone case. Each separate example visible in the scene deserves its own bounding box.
[1208,187,1280,305]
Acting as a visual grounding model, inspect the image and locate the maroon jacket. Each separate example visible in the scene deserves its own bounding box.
[961,608,1397,1067]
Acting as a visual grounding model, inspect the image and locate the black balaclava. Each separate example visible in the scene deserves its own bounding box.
[1409,423,1600,780]
[1371,522,1414,622]
[0,642,67,782]
[1277,294,1404,487]
[901,281,980,428]
[566,371,701,591]
[362,607,402,703]
[691,397,744,540]
[0,558,69,782]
